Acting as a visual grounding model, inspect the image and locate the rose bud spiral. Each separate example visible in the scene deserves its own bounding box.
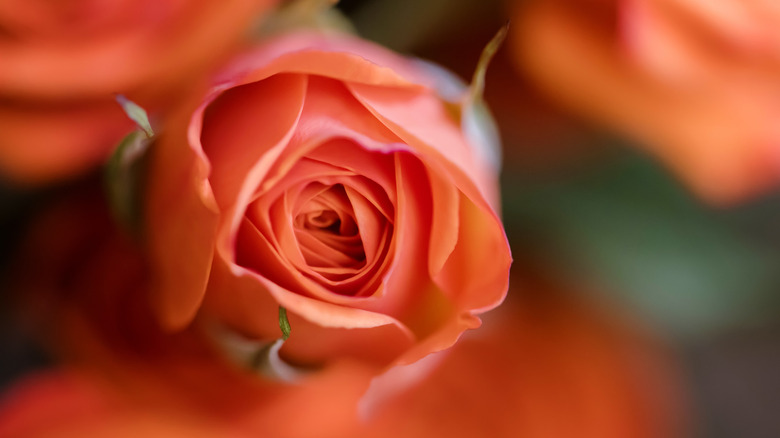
[146,32,512,374]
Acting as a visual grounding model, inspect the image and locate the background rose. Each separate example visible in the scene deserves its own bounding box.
[510,0,780,203]
[147,31,511,374]
[0,0,278,185]
[0,288,686,438]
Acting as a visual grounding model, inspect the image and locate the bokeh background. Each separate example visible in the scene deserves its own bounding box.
[2,0,780,436]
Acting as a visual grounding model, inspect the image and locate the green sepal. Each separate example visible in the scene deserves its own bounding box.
[279,306,292,341]
[256,0,356,37]
[106,95,155,234]
[116,95,154,138]
[208,322,304,383]
[249,338,303,382]
[469,23,508,104]
[461,24,508,172]
[248,306,297,381]
[104,129,151,235]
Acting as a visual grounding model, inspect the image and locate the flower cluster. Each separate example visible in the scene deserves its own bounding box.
[0,1,689,437]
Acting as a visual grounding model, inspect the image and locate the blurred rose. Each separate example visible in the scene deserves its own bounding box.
[357,275,689,438]
[511,0,780,203]
[0,373,226,438]
[0,0,278,184]
[0,228,687,438]
[146,31,511,376]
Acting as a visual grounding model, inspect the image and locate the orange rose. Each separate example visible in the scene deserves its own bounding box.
[0,0,278,184]
[511,0,780,203]
[146,32,511,376]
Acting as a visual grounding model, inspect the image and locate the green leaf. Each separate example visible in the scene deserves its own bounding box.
[116,95,154,138]
[501,149,780,337]
[279,306,292,341]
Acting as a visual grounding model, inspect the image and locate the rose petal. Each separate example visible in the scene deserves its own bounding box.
[305,140,398,210]
[359,153,447,332]
[261,277,412,333]
[236,218,386,306]
[280,311,415,367]
[252,77,402,194]
[434,193,511,314]
[230,214,415,336]
[426,166,461,279]
[347,82,500,211]
[202,255,285,341]
[201,73,308,211]
[343,185,390,263]
[349,85,510,315]
[147,107,220,330]
[214,33,436,94]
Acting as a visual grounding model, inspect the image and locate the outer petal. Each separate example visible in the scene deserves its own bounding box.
[280,311,415,366]
[435,193,512,314]
[213,32,438,93]
[204,256,415,368]
[201,73,308,212]
[146,103,220,331]
[261,273,412,333]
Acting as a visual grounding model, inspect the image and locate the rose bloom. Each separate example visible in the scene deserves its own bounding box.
[511,0,780,204]
[146,31,511,379]
[0,0,277,184]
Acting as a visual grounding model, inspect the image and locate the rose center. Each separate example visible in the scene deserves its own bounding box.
[293,184,366,272]
[304,210,341,234]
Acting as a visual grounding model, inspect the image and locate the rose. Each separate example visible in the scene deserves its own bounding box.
[0,0,277,184]
[511,0,780,203]
[145,31,511,372]
[621,0,780,203]
[624,0,780,82]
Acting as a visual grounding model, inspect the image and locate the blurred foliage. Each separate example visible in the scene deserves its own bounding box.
[339,0,503,52]
[502,145,780,338]
[0,181,54,388]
